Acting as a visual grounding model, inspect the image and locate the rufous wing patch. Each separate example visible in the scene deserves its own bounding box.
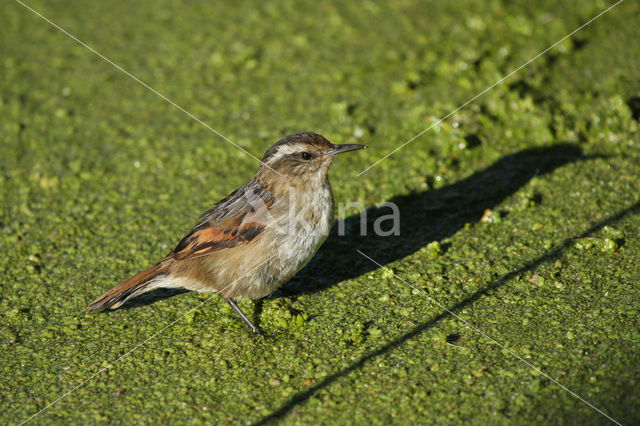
[171,198,272,261]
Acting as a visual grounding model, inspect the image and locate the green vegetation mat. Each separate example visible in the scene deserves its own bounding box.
[2,0,639,424]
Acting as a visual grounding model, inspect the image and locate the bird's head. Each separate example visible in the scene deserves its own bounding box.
[256,132,366,185]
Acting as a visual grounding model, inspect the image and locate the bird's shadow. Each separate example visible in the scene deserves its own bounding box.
[278,143,589,298]
[118,288,191,310]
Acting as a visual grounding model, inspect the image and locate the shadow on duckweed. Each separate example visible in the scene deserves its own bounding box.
[284,143,589,296]
[257,145,640,424]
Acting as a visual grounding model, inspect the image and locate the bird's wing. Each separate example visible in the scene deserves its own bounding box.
[170,181,274,260]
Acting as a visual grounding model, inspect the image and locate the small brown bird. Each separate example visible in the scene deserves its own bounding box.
[88,132,366,333]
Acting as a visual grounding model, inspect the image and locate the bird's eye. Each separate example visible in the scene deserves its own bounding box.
[300,152,313,160]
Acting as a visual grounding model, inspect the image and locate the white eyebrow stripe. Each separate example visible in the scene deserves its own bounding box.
[276,144,302,156]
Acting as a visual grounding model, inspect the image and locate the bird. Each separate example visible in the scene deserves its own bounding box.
[88,132,366,333]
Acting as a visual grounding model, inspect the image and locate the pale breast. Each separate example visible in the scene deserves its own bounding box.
[217,181,333,298]
[257,183,334,294]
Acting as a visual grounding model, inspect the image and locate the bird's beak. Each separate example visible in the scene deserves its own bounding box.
[328,144,367,155]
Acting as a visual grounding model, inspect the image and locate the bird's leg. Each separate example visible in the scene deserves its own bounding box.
[224,297,264,334]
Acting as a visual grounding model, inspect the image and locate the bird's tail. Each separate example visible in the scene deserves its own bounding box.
[88,262,170,312]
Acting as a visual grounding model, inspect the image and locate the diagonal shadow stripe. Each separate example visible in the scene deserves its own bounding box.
[257,193,638,424]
